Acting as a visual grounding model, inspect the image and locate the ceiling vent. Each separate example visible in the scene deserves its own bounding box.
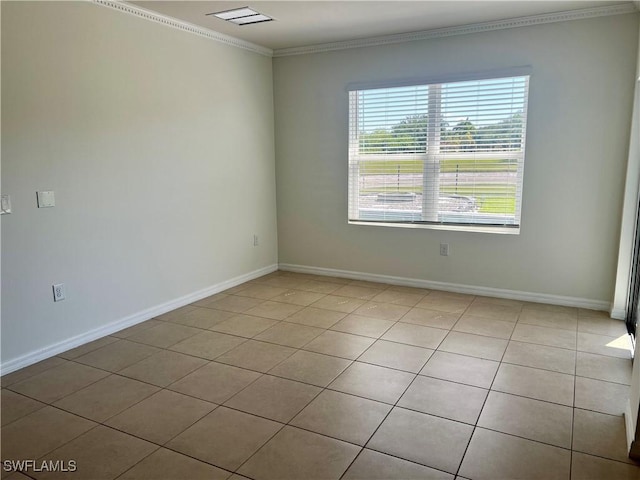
[207,7,273,26]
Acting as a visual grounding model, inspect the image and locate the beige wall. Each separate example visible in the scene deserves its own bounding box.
[1,1,277,366]
[274,14,638,304]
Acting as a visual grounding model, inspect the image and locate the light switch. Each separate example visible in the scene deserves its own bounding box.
[37,191,55,208]
[1,194,11,214]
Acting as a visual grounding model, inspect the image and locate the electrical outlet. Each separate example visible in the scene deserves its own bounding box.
[440,243,449,256]
[253,234,259,247]
[52,283,65,302]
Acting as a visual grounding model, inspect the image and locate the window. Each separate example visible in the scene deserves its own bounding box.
[348,72,530,233]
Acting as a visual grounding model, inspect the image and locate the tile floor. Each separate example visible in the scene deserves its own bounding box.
[2,270,638,480]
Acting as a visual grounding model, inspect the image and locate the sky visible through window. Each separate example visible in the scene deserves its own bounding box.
[357,77,527,140]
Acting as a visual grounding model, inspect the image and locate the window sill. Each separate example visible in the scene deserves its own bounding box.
[348,220,520,235]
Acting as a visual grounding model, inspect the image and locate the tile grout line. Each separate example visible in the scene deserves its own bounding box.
[218,297,338,477]
[449,296,489,479]
[350,296,478,478]
[335,291,463,477]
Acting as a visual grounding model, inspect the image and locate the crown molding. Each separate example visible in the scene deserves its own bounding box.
[273,3,637,57]
[90,1,636,59]
[91,0,273,57]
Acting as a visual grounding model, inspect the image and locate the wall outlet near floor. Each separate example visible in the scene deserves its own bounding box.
[440,243,449,256]
[52,283,65,302]
[253,234,259,247]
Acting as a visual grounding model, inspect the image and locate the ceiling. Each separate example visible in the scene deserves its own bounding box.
[130,1,633,51]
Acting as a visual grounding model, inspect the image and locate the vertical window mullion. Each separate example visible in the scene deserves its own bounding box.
[348,91,360,219]
[423,84,441,222]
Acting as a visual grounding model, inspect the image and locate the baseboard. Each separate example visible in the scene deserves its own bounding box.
[279,263,612,312]
[0,264,278,375]
[611,307,627,321]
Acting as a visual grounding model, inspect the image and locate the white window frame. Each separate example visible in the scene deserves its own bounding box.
[347,69,530,235]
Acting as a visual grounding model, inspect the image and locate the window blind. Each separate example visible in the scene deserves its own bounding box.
[348,75,529,231]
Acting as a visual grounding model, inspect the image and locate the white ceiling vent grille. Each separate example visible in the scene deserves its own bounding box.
[208,7,273,26]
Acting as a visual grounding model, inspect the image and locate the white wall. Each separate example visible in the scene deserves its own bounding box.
[1,2,277,367]
[614,17,640,319]
[274,14,638,304]
[624,18,640,458]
